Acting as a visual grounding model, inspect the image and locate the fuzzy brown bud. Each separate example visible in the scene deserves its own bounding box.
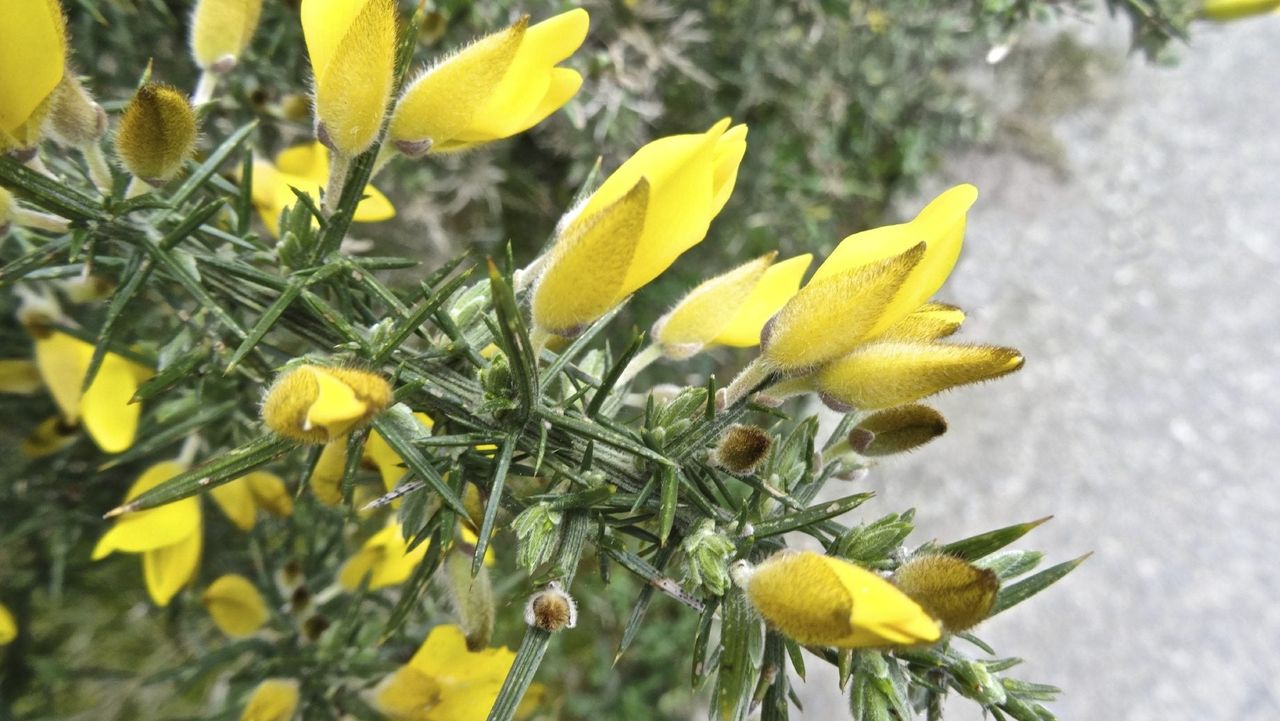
[892,554,999,633]
[47,74,107,148]
[524,581,577,632]
[115,83,197,184]
[713,424,773,474]
[853,404,947,456]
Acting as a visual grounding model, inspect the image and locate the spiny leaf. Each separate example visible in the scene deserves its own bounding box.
[990,554,1091,617]
[942,516,1052,561]
[473,434,515,576]
[370,410,469,518]
[753,492,874,538]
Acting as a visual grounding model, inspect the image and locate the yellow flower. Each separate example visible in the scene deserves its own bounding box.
[742,550,940,648]
[24,329,151,454]
[372,624,540,721]
[261,364,392,444]
[115,83,198,185]
[0,0,67,153]
[0,602,15,645]
[1200,0,1280,19]
[338,521,429,590]
[301,0,398,157]
[531,119,748,336]
[92,461,202,607]
[309,412,432,505]
[813,341,1023,411]
[190,0,264,72]
[652,252,812,359]
[389,9,589,155]
[240,678,300,721]
[203,573,269,637]
[762,184,977,373]
[210,471,293,530]
[251,141,395,237]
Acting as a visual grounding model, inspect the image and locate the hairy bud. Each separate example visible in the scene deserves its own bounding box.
[524,581,578,632]
[47,74,107,148]
[713,424,773,474]
[446,549,495,650]
[115,83,197,185]
[892,554,999,633]
[853,405,948,456]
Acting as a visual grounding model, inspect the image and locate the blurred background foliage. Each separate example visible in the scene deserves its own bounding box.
[3,0,1197,719]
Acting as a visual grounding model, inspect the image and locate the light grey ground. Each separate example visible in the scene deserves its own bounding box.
[797,17,1280,721]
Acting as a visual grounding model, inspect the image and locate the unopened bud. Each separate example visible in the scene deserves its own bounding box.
[301,614,330,641]
[275,559,304,593]
[713,424,773,474]
[852,405,947,456]
[289,585,313,616]
[524,581,577,632]
[277,93,312,123]
[47,74,107,148]
[892,554,999,633]
[261,364,392,444]
[954,660,1007,705]
[190,0,264,72]
[115,83,198,185]
[445,550,495,650]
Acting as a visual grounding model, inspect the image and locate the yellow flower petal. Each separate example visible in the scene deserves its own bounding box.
[33,330,92,424]
[0,358,42,394]
[80,350,144,453]
[240,678,300,721]
[211,476,258,531]
[246,471,293,517]
[338,522,428,590]
[814,341,1024,411]
[877,302,965,342]
[143,522,202,606]
[251,142,395,237]
[310,438,348,505]
[92,461,198,557]
[763,244,924,373]
[306,367,368,432]
[0,0,66,136]
[812,184,977,337]
[409,624,513,685]
[654,253,777,358]
[531,180,649,335]
[190,0,264,69]
[203,573,269,637]
[262,364,390,444]
[372,665,445,721]
[745,550,940,648]
[0,602,16,645]
[365,413,431,490]
[712,253,812,348]
[304,0,397,156]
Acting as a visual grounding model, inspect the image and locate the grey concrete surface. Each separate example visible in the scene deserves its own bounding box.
[797,17,1280,721]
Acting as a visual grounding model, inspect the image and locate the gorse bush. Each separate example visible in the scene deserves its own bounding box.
[0,0,1245,720]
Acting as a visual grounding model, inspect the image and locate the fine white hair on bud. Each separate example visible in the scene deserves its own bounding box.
[728,559,755,589]
[524,581,578,632]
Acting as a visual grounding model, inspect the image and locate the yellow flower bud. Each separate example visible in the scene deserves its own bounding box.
[302,0,398,157]
[239,678,300,721]
[878,302,965,342]
[0,602,15,646]
[260,364,392,444]
[46,73,107,148]
[653,252,812,359]
[202,573,269,638]
[852,404,947,456]
[338,521,429,590]
[741,550,940,648]
[814,342,1024,412]
[92,460,202,606]
[115,83,198,184]
[389,9,589,155]
[0,0,67,153]
[1200,0,1280,20]
[190,0,264,72]
[532,119,747,336]
[892,554,999,633]
[210,471,293,530]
